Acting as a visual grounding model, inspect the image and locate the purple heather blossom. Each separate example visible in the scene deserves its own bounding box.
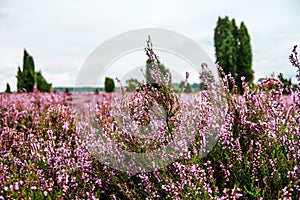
[62,121,69,131]
[31,186,37,190]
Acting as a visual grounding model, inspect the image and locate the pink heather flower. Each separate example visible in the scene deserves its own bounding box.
[91,195,99,200]
[71,177,76,183]
[109,194,117,200]
[241,76,245,82]
[95,178,102,186]
[57,175,63,183]
[14,183,19,191]
[31,186,37,190]
[62,121,69,131]
[235,193,243,198]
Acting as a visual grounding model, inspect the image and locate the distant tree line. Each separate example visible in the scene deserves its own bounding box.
[278,73,294,94]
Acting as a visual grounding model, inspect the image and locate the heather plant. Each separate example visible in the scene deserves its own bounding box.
[0,93,104,199]
[289,45,300,81]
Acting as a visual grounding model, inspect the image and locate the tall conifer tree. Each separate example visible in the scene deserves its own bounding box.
[214,16,254,93]
[16,49,52,92]
[236,22,253,90]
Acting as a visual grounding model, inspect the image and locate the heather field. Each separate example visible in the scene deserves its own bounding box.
[1,67,300,199]
[1,45,300,200]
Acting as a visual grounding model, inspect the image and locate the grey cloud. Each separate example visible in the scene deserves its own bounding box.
[0,0,300,91]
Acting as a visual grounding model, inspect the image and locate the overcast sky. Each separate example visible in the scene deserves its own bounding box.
[0,0,299,91]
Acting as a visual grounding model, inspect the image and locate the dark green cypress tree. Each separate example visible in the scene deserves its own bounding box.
[214,17,254,93]
[17,49,35,92]
[104,77,115,92]
[214,16,238,77]
[23,50,29,71]
[23,50,35,92]
[236,22,253,91]
[22,70,35,92]
[16,66,24,92]
[5,83,12,93]
[16,49,52,93]
[36,71,52,92]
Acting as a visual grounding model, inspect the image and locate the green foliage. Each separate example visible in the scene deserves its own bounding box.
[64,87,69,93]
[16,49,52,93]
[104,77,115,92]
[214,16,254,93]
[145,58,171,85]
[5,83,12,93]
[179,81,193,93]
[23,49,34,72]
[278,73,293,94]
[94,87,99,94]
[199,82,206,91]
[125,78,141,92]
[36,71,52,92]
[17,66,24,92]
[17,49,35,92]
[214,16,238,76]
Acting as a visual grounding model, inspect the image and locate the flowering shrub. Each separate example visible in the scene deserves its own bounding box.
[0,45,300,199]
